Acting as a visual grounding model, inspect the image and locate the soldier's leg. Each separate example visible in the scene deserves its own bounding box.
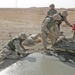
[50,35,56,46]
[58,24,60,31]
[7,52,20,59]
[50,27,57,47]
[0,48,13,62]
[41,31,48,50]
[55,24,60,37]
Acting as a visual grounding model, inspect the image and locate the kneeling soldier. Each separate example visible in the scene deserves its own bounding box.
[0,33,29,62]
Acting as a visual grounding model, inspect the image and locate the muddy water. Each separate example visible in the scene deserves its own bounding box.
[0,53,75,75]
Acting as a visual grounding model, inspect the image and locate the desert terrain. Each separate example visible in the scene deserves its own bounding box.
[0,8,75,51]
[0,7,75,71]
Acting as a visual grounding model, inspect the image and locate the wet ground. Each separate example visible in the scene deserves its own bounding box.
[0,53,75,75]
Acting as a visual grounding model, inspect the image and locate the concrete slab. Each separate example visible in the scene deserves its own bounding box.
[0,53,75,75]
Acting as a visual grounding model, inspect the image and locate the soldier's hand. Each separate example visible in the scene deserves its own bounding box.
[70,25,73,27]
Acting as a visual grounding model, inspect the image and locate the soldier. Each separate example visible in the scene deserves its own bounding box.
[42,4,58,25]
[57,10,73,30]
[41,14,61,50]
[47,4,58,17]
[0,33,30,62]
[23,33,42,46]
[28,33,42,43]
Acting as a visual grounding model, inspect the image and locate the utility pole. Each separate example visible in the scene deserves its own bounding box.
[15,0,18,8]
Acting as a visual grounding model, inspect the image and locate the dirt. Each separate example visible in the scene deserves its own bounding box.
[0,8,75,70]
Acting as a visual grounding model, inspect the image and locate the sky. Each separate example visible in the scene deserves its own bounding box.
[0,0,75,8]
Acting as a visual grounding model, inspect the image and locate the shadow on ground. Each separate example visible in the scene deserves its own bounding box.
[0,52,75,72]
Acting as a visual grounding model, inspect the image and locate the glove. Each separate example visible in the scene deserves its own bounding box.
[70,25,73,27]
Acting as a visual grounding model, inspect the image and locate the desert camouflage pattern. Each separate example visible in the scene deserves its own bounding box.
[47,9,57,17]
[0,37,27,62]
[41,17,60,49]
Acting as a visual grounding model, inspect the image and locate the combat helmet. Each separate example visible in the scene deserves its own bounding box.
[61,10,68,17]
[19,33,27,40]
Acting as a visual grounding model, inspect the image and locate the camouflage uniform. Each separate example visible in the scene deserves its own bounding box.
[47,4,57,17]
[47,9,57,17]
[57,12,72,30]
[41,16,60,50]
[42,8,57,25]
[0,34,28,62]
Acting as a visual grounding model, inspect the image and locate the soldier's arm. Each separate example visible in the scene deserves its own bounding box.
[20,42,27,51]
[42,18,50,34]
[13,40,26,55]
[64,18,72,27]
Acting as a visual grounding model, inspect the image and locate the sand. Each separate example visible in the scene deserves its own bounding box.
[0,8,75,71]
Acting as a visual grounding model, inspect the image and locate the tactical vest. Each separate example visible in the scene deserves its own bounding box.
[58,13,65,26]
[47,17,55,30]
[7,38,23,51]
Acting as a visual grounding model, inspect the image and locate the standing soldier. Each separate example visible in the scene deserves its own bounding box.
[42,4,58,26]
[41,14,61,51]
[47,4,58,17]
[0,34,30,62]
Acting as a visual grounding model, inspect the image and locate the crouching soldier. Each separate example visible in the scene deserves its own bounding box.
[41,14,61,51]
[0,34,30,62]
[57,10,73,30]
[23,33,42,46]
[28,33,42,43]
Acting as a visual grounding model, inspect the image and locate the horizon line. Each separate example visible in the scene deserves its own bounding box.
[0,6,75,9]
